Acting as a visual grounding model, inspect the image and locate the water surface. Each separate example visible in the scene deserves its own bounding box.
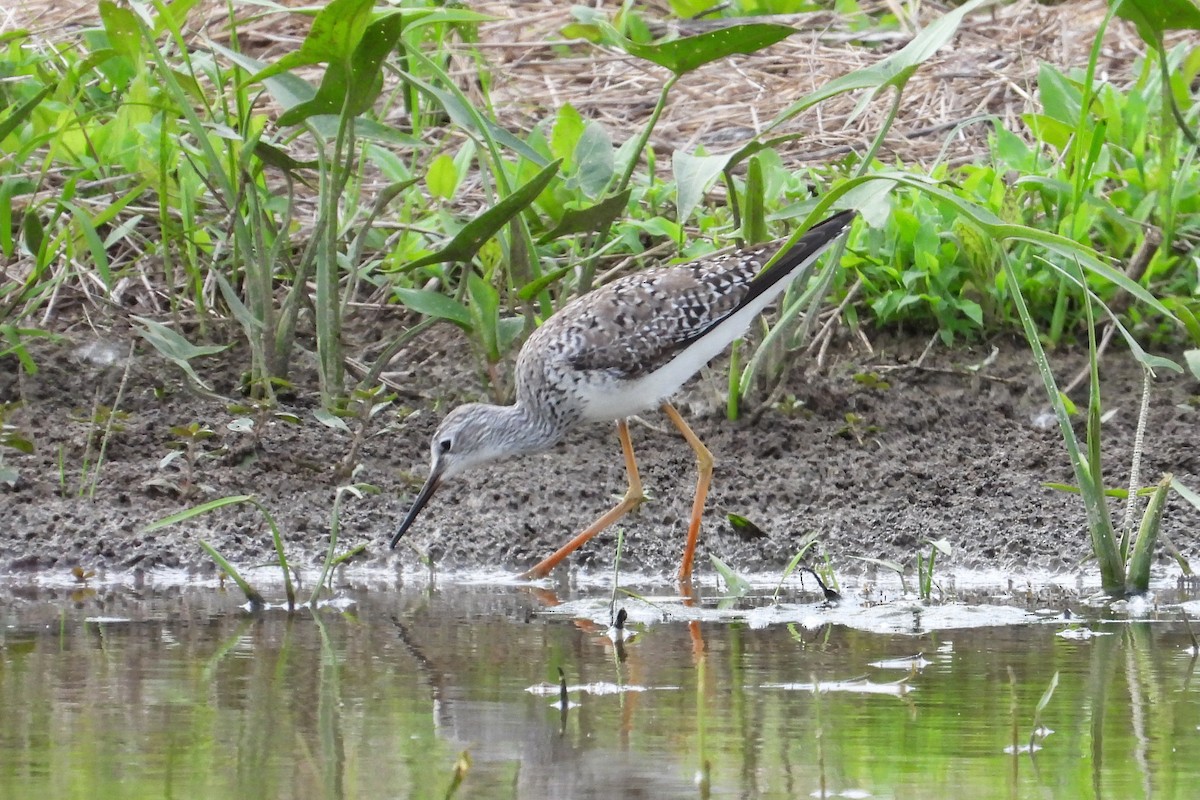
[1,575,1198,799]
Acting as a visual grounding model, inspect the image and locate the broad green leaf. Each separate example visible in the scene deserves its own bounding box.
[253,140,319,173]
[22,208,43,257]
[958,298,984,326]
[573,120,614,199]
[394,288,472,328]
[98,1,141,65]
[313,408,352,433]
[1114,0,1200,43]
[497,317,525,358]
[536,189,632,244]
[252,0,374,81]
[550,103,585,168]
[1037,62,1082,127]
[630,216,682,242]
[276,10,405,125]
[404,159,562,270]
[426,154,459,200]
[673,149,729,226]
[467,273,502,361]
[726,513,768,539]
[927,538,953,556]
[709,554,751,596]
[618,23,796,76]
[1173,477,1200,512]
[132,315,229,390]
[1184,349,1200,380]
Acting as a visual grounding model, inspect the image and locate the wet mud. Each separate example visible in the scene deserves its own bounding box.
[2,327,1198,580]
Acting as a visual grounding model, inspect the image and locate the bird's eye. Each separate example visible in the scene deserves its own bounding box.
[437,438,452,454]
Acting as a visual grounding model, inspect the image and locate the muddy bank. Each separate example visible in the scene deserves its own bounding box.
[2,327,1198,581]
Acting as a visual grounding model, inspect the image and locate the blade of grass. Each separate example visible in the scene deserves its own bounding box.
[200,539,266,607]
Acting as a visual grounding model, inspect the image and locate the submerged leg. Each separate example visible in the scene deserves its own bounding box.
[520,419,644,580]
[661,402,714,583]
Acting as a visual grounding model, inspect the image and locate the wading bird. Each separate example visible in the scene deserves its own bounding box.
[390,209,855,581]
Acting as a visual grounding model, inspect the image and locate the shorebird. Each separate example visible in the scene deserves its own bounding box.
[390,209,855,581]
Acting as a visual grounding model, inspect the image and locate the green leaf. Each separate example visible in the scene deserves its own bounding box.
[408,78,548,166]
[252,0,375,80]
[927,538,953,557]
[742,153,769,244]
[1037,62,1083,127]
[393,288,472,328]
[426,154,460,200]
[550,103,585,168]
[199,539,265,607]
[467,273,502,361]
[536,189,632,244]
[746,0,998,163]
[0,432,33,455]
[68,205,112,291]
[98,0,142,65]
[673,149,729,226]
[1126,474,1172,592]
[630,216,682,242]
[313,408,352,433]
[132,316,229,391]
[0,82,54,141]
[1114,0,1200,42]
[276,9,405,125]
[1184,349,1200,381]
[21,208,43,257]
[709,554,751,596]
[404,159,562,270]
[573,120,614,199]
[617,23,796,76]
[1173,478,1200,512]
[727,513,768,540]
[143,495,256,532]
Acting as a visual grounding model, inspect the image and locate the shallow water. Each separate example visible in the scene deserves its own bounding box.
[2,574,1199,799]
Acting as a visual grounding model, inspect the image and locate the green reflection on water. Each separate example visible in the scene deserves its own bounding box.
[0,584,1198,799]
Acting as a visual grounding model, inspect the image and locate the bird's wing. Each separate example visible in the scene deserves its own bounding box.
[552,245,772,378]
[525,210,855,380]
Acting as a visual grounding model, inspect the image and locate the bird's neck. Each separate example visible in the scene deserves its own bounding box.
[491,401,569,456]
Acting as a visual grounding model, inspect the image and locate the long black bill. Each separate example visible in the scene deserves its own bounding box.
[390,469,442,549]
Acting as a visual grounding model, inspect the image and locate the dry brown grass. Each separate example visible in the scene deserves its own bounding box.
[4,0,1157,171]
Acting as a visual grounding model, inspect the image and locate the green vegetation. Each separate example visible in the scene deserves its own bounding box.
[2,0,1198,588]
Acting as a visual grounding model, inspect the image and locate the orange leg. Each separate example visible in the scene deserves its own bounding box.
[520,419,644,580]
[661,402,713,584]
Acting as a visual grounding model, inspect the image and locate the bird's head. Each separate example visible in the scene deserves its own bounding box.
[389,403,511,548]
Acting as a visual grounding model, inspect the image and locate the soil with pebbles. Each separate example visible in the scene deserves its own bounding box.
[2,327,1198,582]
